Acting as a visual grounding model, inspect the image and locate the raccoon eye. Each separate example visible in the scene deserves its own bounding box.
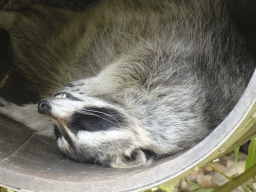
[54,91,82,101]
[55,93,67,99]
[54,92,68,99]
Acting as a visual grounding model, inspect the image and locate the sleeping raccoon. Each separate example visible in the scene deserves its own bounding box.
[0,0,255,168]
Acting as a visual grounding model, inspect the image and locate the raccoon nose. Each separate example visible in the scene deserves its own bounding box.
[38,100,51,114]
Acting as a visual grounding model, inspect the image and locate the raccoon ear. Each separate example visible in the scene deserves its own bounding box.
[110,150,148,168]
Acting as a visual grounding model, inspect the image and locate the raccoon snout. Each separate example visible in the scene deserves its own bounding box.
[38,100,51,114]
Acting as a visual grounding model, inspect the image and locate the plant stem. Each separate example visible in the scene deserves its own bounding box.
[207,163,232,180]
[213,162,256,192]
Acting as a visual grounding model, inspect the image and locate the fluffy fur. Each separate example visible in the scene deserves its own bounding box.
[0,0,255,168]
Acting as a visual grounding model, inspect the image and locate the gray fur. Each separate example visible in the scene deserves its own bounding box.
[0,0,255,167]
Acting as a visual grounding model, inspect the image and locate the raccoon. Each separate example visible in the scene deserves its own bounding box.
[0,0,255,168]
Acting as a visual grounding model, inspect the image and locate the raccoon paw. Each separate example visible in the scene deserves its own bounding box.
[62,78,94,95]
[66,80,85,87]
[62,77,111,96]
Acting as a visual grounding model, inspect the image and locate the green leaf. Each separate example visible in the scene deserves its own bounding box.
[187,180,201,190]
[234,146,240,169]
[7,189,15,192]
[245,135,256,171]
[159,185,175,192]
[197,189,214,192]
[240,185,250,192]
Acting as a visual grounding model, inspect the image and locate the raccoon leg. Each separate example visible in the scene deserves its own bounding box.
[62,76,118,96]
[62,50,149,96]
[0,97,54,137]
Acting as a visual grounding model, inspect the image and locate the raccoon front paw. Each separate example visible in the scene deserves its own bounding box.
[66,80,85,87]
[64,81,83,92]
[62,78,94,95]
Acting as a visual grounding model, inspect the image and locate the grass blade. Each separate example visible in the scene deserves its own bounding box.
[207,163,232,180]
[245,135,256,171]
[234,146,240,169]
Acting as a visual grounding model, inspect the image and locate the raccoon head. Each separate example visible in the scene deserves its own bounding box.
[38,91,151,168]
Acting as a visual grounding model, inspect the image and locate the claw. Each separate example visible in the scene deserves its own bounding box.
[69,81,84,86]
[65,83,74,87]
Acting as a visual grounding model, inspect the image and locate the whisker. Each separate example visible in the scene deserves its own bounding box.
[82,108,122,126]
[78,110,119,126]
